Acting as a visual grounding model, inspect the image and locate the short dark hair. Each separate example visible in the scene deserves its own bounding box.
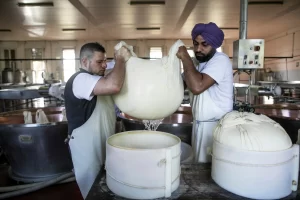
[79,42,106,61]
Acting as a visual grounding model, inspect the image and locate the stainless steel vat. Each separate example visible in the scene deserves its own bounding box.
[118,106,193,145]
[0,107,73,183]
[2,67,14,84]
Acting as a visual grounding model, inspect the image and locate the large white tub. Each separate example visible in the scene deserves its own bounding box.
[105,130,181,199]
[211,141,299,199]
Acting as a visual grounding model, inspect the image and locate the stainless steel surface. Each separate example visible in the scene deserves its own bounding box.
[257,81,300,103]
[0,107,72,182]
[118,107,193,145]
[254,103,300,110]
[239,0,248,39]
[2,67,13,84]
[257,90,274,96]
[232,39,265,69]
[0,83,45,89]
[258,81,300,85]
[0,88,42,100]
[13,69,25,84]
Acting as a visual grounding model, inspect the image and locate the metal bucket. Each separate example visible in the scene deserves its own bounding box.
[117,106,193,145]
[0,107,73,183]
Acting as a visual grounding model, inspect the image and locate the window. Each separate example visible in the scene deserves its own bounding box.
[32,61,45,83]
[63,49,76,82]
[149,47,162,60]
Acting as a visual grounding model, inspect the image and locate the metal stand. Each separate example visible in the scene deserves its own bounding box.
[233,70,256,112]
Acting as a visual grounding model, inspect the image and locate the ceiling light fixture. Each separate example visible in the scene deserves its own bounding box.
[136,27,160,30]
[62,28,86,31]
[220,27,239,30]
[248,1,283,5]
[17,2,54,7]
[0,29,12,32]
[129,1,165,5]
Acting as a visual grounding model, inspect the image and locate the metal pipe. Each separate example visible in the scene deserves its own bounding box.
[239,0,248,39]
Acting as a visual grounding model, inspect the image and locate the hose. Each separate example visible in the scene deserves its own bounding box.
[0,176,76,193]
[0,172,74,199]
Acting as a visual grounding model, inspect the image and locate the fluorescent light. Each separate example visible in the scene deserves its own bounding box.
[129,1,165,5]
[136,27,160,30]
[17,2,54,7]
[220,27,239,30]
[0,29,11,32]
[248,1,283,5]
[62,28,86,31]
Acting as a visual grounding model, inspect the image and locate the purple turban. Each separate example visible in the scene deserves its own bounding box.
[191,22,224,49]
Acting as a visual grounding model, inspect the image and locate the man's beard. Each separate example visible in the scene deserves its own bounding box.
[195,48,216,63]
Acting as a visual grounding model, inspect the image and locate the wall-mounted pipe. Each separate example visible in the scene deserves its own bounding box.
[239,0,248,39]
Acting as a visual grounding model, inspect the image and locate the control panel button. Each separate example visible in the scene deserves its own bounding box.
[254,46,260,51]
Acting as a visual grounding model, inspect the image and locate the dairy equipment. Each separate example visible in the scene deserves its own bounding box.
[212,141,299,199]
[117,106,193,145]
[232,0,265,112]
[106,131,181,199]
[1,67,14,84]
[0,107,73,183]
[211,111,299,199]
[233,39,264,70]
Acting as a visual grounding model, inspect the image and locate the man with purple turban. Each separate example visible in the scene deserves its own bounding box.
[176,22,233,163]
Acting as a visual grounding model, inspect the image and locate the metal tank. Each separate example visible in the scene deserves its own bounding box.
[0,107,73,183]
[2,67,14,84]
[117,106,193,145]
[13,68,25,84]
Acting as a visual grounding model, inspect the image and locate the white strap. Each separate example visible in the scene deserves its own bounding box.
[212,153,297,167]
[105,168,181,190]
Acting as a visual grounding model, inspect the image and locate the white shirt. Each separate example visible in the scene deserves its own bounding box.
[73,73,102,100]
[72,60,115,100]
[184,52,233,112]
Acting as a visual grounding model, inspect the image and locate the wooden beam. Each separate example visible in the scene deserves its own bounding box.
[173,0,199,32]
[68,0,99,26]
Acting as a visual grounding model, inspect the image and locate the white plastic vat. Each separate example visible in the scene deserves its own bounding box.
[106,130,181,199]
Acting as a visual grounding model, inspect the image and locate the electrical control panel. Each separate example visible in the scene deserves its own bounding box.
[232,39,264,69]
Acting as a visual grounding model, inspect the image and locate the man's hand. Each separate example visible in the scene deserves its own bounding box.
[176,46,190,60]
[115,46,132,62]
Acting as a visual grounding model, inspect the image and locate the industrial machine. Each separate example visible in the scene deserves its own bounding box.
[232,39,265,113]
[233,39,264,70]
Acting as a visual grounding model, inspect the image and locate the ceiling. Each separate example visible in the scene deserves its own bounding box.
[0,0,300,41]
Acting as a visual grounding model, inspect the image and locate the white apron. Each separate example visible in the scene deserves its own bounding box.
[69,95,116,199]
[190,90,226,163]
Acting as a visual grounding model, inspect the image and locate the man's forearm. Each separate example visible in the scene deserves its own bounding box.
[181,56,204,92]
[107,58,126,89]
